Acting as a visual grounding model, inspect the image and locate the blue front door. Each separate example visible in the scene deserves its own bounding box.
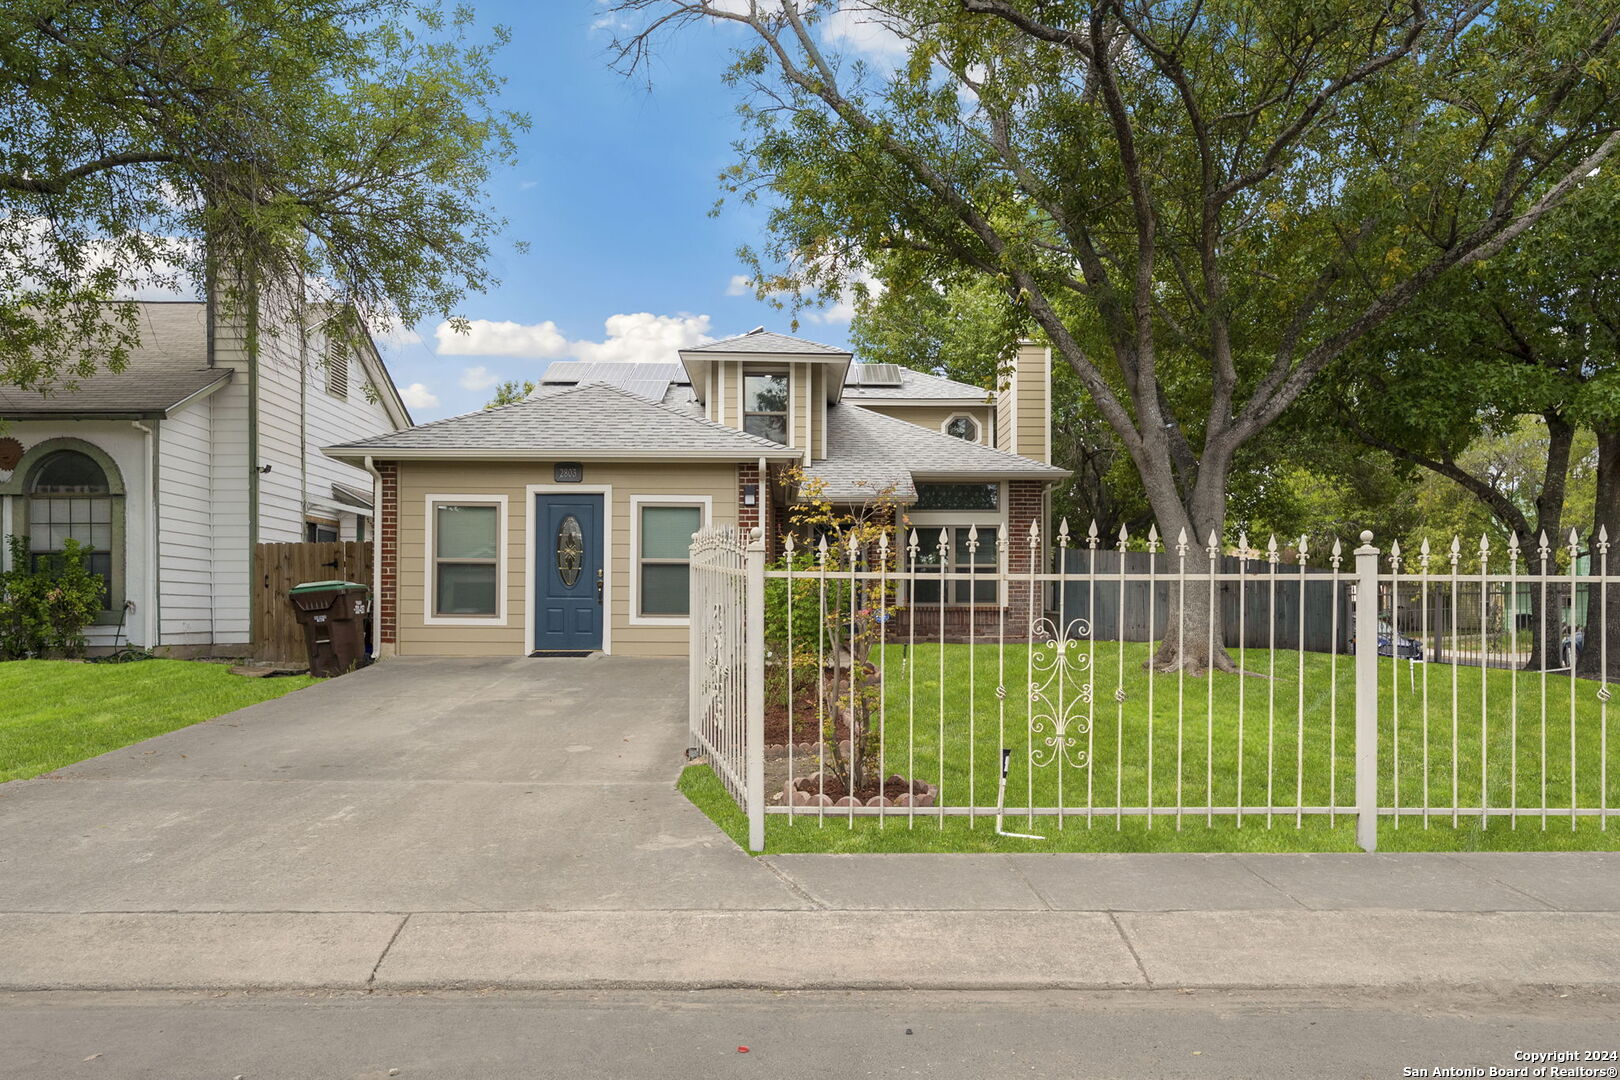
[534,494,604,652]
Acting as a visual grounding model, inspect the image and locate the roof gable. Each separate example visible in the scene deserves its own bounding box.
[324,381,801,460]
[800,403,1067,501]
[682,329,849,356]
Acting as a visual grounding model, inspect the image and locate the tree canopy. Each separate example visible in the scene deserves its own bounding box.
[1,0,526,387]
[610,0,1620,669]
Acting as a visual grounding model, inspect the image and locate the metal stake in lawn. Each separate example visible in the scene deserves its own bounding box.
[996,748,1044,840]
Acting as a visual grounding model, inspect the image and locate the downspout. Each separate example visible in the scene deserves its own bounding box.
[363,454,382,659]
[132,420,159,649]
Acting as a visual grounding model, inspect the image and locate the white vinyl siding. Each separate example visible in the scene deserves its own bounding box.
[157,399,216,644]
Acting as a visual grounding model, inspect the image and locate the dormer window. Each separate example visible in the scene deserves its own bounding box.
[743,372,789,443]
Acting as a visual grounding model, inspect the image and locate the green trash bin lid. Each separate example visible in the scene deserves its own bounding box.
[289,579,369,595]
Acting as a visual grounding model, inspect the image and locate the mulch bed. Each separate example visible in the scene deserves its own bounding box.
[794,774,931,803]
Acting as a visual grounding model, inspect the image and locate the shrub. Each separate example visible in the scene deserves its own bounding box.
[0,536,107,659]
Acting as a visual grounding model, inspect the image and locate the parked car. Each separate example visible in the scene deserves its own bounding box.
[1562,629,1585,667]
[1349,620,1424,660]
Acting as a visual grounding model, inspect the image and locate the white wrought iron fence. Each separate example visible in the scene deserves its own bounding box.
[687,524,766,850]
[688,522,1617,851]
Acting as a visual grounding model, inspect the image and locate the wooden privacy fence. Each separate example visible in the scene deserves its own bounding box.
[253,541,372,661]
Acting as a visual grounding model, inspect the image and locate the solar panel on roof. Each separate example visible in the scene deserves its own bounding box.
[848,363,904,387]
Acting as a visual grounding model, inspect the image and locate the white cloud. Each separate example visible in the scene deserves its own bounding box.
[459,365,501,391]
[804,265,883,324]
[370,322,423,349]
[431,312,714,365]
[823,3,911,62]
[434,319,570,359]
[399,382,440,409]
[726,274,753,297]
[571,312,714,363]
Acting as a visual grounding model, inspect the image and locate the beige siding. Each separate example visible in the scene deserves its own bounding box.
[1014,342,1050,463]
[994,341,1050,462]
[393,459,741,659]
[792,364,810,456]
[855,404,993,444]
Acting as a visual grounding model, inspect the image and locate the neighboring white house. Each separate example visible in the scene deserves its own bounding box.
[0,298,411,654]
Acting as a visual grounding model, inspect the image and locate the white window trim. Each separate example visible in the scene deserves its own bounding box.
[423,493,509,627]
[628,494,713,627]
[739,366,790,446]
[525,484,614,656]
[940,411,986,445]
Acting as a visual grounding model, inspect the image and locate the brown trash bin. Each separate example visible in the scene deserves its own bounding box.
[288,580,370,677]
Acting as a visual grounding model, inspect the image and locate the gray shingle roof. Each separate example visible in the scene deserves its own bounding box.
[683,329,849,355]
[841,366,992,402]
[801,404,1067,501]
[324,381,802,460]
[0,302,231,418]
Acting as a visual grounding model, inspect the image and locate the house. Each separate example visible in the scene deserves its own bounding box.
[323,330,1067,659]
[0,299,411,654]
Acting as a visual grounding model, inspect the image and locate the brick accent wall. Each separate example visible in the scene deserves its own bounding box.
[378,462,398,644]
[1005,479,1046,628]
[737,462,762,538]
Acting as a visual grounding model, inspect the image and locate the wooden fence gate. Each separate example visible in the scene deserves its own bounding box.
[253,541,372,662]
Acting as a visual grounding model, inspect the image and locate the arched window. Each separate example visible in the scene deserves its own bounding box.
[944,414,980,442]
[27,449,117,608]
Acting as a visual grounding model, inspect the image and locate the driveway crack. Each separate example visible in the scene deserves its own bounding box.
[1107,911,1154,988]
[366,913,410,991]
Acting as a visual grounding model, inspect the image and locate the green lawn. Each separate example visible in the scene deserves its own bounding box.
[0,660,317,783]
[684,640,1620,853]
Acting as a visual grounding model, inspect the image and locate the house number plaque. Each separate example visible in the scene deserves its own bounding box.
[554,462,582,483]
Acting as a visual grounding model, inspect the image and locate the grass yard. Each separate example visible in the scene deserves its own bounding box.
[684,640,1620,853]
[0,659,317,783]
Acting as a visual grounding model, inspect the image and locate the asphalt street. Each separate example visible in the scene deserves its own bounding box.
[4,987,1618,1080]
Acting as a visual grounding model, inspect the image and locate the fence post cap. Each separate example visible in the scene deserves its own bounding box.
[1354,530,1379,556]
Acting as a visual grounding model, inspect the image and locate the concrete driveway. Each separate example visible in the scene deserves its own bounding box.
[0,656,806,913]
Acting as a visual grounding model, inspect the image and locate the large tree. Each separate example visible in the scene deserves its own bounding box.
[1,0,526,388]
[610,0,1620,672]
[1315,173,1620,670]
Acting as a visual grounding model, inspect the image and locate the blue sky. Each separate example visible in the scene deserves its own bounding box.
[377,3,893,421]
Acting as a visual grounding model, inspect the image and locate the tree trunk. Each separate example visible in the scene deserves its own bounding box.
[1578,423,1620,680]
[1522,413,1575,672]
[1141,469,1240,675]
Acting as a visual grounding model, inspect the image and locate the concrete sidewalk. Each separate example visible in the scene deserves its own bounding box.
[4,852,1619,992]
[3,657,1618,993]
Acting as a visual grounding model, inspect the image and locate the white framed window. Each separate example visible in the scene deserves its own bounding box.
[742,372,789,443]
[942,413,982,443]
[629,495,711,624]
[424,494,508,624]
[903,482,1005,606]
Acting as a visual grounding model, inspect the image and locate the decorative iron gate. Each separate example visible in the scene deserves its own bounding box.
[688,524,765,850]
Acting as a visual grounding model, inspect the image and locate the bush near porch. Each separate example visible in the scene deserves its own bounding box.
[683,641,1620,853]
[0,660,317,783]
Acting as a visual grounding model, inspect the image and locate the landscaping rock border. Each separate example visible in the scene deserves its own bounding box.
[782,772,937,809]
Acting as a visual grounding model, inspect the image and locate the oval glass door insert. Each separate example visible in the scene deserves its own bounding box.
[556,515,585,587]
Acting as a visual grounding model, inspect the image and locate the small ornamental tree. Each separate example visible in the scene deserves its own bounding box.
[781,468,905,798]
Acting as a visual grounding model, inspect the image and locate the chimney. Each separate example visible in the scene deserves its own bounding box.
[995,339,1051,463]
